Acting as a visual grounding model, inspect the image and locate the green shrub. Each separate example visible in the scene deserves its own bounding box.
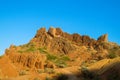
[38,48,69,68]
[38,47,47,54]
[38,48,46,53]
[54,59,67,68]
[47,54,57,61]
[25,47,36,52]
[44,68,55,74]
[60,56,70,61]
[108,53,117,59]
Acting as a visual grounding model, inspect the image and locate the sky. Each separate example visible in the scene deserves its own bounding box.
[0,0,120,55]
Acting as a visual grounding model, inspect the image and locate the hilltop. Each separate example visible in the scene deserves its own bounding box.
[0,27,120,80]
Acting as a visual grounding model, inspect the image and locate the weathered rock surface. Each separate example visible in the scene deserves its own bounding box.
[48,27,56,37]
[5,45,47,69]
[4,27,119,70]
[1,27,120,80]
[97,34,108,42]
[31,28,112,54]
[31,27,76,54]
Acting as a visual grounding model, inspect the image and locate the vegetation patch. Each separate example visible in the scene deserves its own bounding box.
[38,47,70,68]
[44,68,55,74]
[108,53,117,59]
[25,47,36,52]
[38,47,48,54]
[60,56,70,61]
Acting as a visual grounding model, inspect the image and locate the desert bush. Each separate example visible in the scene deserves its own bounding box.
[38,48,47,54]
[25,47,36,52]
[53,55,70,68]
[108,53,117,59]
[38,48,69,68]
[47,54,57,61]
[60,56,70,61]
[54,59,67,68]
[44,68,55,74]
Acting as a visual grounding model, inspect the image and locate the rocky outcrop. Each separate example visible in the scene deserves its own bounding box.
[48,27,56,37]
[35,27,46,38]
[50,37,76,54]
[31,27,76,54]
[97,34,108,42]
[30,28,113,54]
[5,46,47,69]
[4,27,118,69]
[55,28,64,36]
[31,28,51,47]
[1,27,120,80]
[72,33,82,43]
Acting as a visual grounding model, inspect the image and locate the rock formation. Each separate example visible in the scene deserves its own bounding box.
[31,27,76,54]
[31,28,111,53]
[48,27,56,37]
[0,27,120,80]
[5,45,47,69]
[97,34,108,42]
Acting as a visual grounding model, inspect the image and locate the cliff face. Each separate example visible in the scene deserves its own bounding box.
[5,45,47,69]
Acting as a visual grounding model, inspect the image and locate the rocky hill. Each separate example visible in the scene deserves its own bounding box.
[0,27,120,80]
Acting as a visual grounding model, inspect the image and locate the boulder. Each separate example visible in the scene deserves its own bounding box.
[48,27,56,37]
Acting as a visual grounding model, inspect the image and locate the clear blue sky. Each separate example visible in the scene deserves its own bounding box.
[0,0,120,55]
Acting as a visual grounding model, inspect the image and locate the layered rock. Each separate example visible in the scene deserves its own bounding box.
[5,46,47,69]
